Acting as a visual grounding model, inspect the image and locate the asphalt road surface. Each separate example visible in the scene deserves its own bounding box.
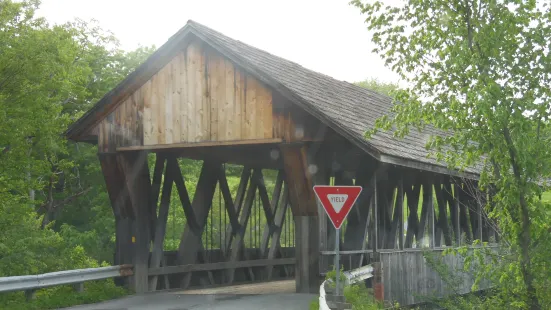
[64,280,316,310]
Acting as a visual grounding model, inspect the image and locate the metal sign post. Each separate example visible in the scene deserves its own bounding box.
[335,227,340,297]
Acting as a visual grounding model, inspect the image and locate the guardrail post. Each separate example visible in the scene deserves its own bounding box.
[25,289,35,301]
[72,283,84,293]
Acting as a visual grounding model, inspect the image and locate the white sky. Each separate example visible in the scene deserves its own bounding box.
[37,0,401,84]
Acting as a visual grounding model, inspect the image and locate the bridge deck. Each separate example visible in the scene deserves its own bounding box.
[63,280,313,310]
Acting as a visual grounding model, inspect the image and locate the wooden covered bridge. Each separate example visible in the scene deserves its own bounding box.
[66,20,497,305]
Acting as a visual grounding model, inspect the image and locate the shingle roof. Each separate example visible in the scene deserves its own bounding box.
[185,21,479,177]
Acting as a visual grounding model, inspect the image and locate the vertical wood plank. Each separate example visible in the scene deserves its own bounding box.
[207,50,219,141]
[172,56,181,143]
[199,44,209,142]
[150,74,160,145]
[165,64,173,144]
[136,85,144,146]
[142,80,153,145]
[179,52,188,142]
[187,42,201,142]
[244,76,257,139]
[184,47,195,142]
[235,69,245,140]
[157,67,167,144]
[225,60,237,140]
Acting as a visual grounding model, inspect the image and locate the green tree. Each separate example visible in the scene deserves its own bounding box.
[355,78,399,96]
[352,0,551,309]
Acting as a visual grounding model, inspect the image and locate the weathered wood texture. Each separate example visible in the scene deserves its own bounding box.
[116,151,152,294]
[99,40,274,151]
[98,91,144,152]
[380,248,493,306]
[280,144,317,216]
[97,39,325,153]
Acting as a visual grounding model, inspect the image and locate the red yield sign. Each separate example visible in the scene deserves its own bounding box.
[313,185,362,229]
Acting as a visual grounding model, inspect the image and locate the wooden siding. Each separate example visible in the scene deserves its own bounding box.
[97,39,323,153]
[98,91,144,153]
[141,40,274,146]
[272,93,321,142]
[380,249,493,306]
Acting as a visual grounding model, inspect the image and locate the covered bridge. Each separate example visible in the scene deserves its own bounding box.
[66,20,497,305]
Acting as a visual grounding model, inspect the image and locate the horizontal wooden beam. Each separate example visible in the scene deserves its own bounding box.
[148,258,296,276]
[117,138,284,151]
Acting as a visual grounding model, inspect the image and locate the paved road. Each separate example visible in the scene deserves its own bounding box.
[64,281,316,310]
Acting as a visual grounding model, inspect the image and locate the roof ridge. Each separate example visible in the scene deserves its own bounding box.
[187,19,395,101]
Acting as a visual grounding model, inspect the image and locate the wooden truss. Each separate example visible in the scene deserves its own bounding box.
[101,151,296,293]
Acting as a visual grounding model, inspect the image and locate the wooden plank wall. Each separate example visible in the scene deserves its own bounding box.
[380,248,494,306]
[98,91,144,153]
[98,40,279,152]
[97,39,326,153]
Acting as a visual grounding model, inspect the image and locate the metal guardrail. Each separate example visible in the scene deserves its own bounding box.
[0,265,133,298]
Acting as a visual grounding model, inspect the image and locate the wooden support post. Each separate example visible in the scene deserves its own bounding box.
[149,154,166,242]
[176,161,220,289]
[404,183,421,248]
[434,181,452,246]
[397,177,404,250]
[426,181,435,248]
[343,164,373,267]
[98,153,135,287]
[280,144,319,293]
[315,165,330,274]
[477,198,483,242]
[453,183,461,245]
[387,176,403,249]
[149,156,173,291]
[117,151,152,294]
[372,174,378,254]
[416,180,432,247]
[295,215,319,293]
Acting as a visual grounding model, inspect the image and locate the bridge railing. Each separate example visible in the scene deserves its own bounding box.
[0,265,133,300]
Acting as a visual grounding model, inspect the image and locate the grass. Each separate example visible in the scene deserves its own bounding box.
[0,280,128,310]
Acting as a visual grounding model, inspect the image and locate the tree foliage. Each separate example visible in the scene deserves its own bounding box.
[352,0,551,308]
[355,77,399,96]
[0,0,154,306]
